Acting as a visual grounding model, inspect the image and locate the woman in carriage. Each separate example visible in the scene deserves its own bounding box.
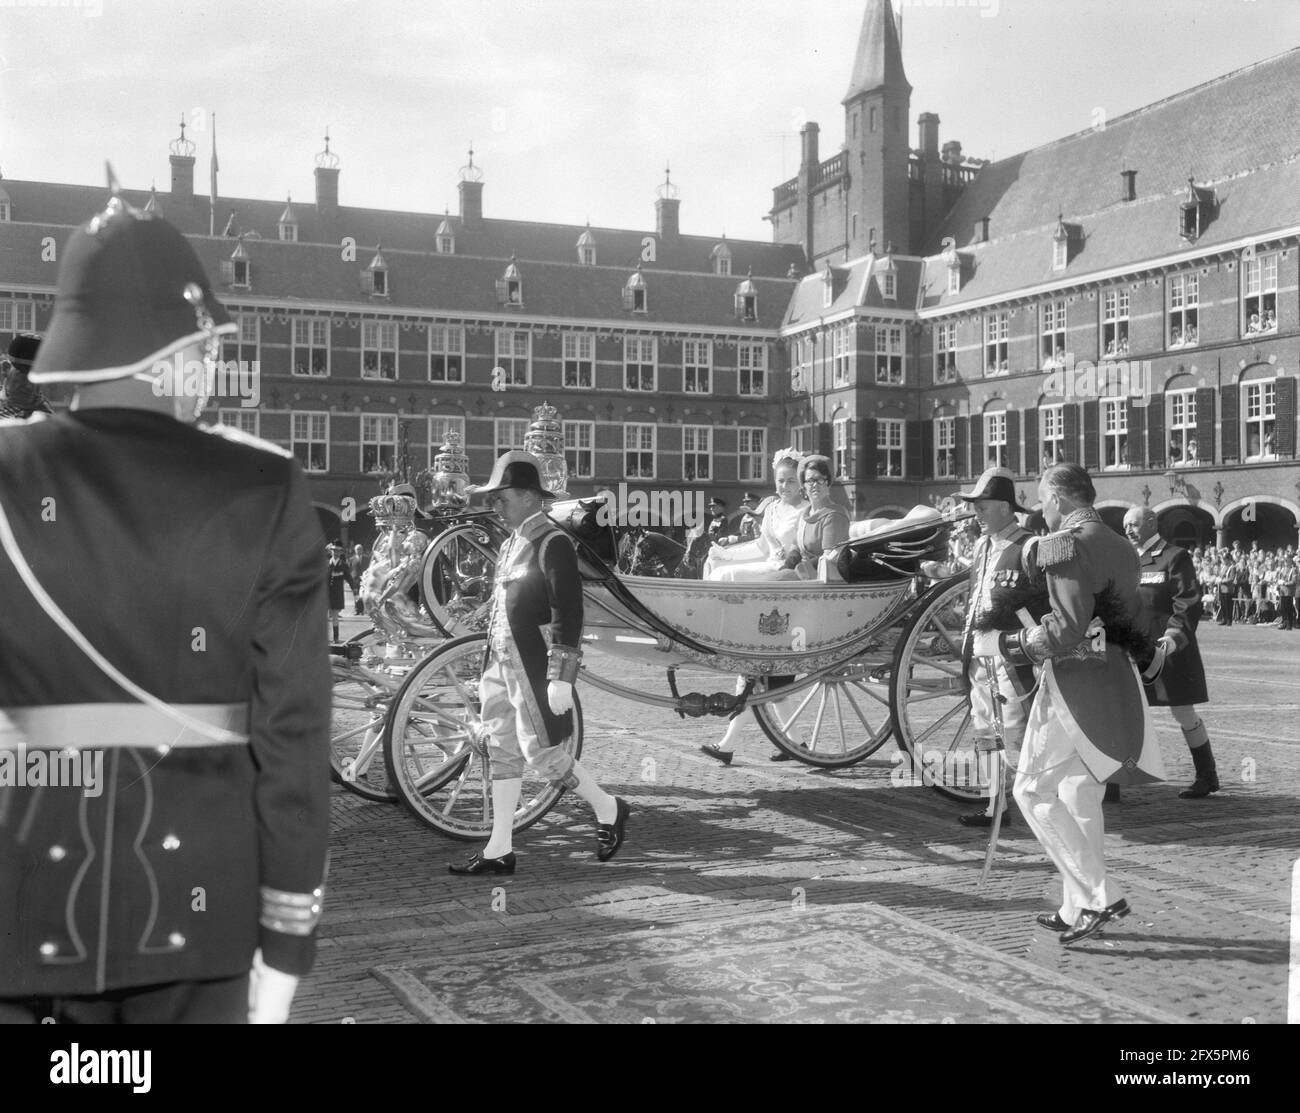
[702,448,806,582]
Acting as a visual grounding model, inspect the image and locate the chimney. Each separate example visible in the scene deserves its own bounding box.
[800,121,821,170]
[654,164,680,240]
[168,117,196,203]
[918,113,940,160]
[314,130,340,218]
[975,216,990,243]
[941,140,963,166]
[458,145,484,229]
[1121,169,1138,202]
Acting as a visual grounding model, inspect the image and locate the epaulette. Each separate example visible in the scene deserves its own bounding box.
[1036,528,1079,569]
[202,421,294,459]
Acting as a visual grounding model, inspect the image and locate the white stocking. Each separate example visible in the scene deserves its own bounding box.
[483,778,522,858]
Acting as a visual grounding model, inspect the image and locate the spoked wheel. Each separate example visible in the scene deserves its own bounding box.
[889,574,987,803]
[751,644,896,768]
[330,629,400,803]
[383,634,584,840]
[419,522,502,638]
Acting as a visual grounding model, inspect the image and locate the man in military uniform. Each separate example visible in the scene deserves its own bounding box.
[0,196,330,1022]
[0,334,53,419]
[1123,507,1218,799]
[973,464,1164,946]
[954,467,1050,828]
[448,451,629,876]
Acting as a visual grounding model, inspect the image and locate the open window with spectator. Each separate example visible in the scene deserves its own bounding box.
[1167,272,1199,349]
[984,311,1008,376]
[1242,252,1278,337]
[1041,299,1067,369]
[1102,288,1130,357]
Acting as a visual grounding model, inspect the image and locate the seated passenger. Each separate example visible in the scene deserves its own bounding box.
[773,455,851,580]
[704,449,805,582]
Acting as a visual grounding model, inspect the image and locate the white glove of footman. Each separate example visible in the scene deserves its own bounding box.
[970,630,1003,659]
[548,680,574,715]
[248,949,300,1024]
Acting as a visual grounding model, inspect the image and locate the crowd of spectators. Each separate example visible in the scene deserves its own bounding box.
[1191,542,1298,629]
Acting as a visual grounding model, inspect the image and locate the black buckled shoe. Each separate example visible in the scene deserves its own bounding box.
[958,809,1014,828]
[1036,912,1071,933]
[448,851,517,876]
[595,797,630,862]
[1060,899,1129,945]
[700,744,734,766]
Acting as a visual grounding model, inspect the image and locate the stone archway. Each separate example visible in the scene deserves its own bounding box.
[1094,500,1131,537]
[1220,496,1299,552]
[1153,501,1216,550]
[315,503,344,548]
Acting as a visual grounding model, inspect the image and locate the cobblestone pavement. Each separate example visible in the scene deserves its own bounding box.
[298,615,1300,1024]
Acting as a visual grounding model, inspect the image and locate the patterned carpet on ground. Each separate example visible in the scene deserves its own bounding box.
[371,902,1183,1024]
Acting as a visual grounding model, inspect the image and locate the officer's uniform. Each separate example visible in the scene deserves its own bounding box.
[482,510,583,786]
[1135,535,1208,707]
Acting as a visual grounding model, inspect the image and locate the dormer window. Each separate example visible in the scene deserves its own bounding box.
[278,197,298,242]
[712,237,732,276]
[1180,180,1216,242]
[733,274,758,321]
[877,253,897,301]
[221,239,251,289]
[576,225,596,266]
[822,265,835,309]
[496,259,523,306]
[1052,218,1080,271]
[622,268,648,313]
[0,186,10,222]
[947,265,961,295]
[1052,238,1067,270]
[436,217,455,255]
[362,247,389,297]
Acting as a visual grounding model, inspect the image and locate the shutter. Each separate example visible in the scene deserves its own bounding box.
[1024,407,1039,475]
[1126,399,1145,466]
[1220,384,1239,463]
[906,420,923,479]
[920,420,934,480]
[970,413,985,474]
[495,278,510,304]
[361,269,376,294]
[818,421,834,459]
[1083,400,1100,470]
[1195,387,1215,464]
[954,416,969,479]
[1006,409,1021,475]
[1062,403,1080,464]
[1147,394,1165,469]
[1275,375,1297,458]
[219,260,236,285]
[858,418,877,478]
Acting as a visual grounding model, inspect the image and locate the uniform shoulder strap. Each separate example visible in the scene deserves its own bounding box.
[1036,528,1078,569]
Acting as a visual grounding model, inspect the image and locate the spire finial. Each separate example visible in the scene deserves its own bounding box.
[170,114,196,158]
[315,127,340,169]
[459,142,483,182]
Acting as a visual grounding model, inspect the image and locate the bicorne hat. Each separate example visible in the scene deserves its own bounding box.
[469,450,550,499]
[30,195,236,384]
[955,466,1029,513]
[6,334,41,369]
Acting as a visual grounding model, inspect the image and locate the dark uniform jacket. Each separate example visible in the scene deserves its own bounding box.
[0,409,330,998]
[487,512,583,746]
[1135,536,1208,707]
[965,522,1051,692]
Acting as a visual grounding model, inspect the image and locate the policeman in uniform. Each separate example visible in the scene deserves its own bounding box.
[448,451,629,875]
[1123,507,1218,799]
[0,195,330,1022]
[973,464,1165,946]
[954,467,1050,828]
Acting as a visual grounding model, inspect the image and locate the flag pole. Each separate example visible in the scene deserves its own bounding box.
[209,112,218,236]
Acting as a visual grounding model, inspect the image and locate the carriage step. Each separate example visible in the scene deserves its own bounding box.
[676,691,747,718]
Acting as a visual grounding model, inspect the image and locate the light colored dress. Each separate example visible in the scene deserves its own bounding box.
[704,499,804,582]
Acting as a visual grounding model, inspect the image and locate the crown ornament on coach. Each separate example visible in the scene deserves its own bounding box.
[522,401,569,498]
[429,430,472,508]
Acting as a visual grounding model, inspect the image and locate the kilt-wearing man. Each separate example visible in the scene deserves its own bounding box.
[448,451,629,875]
[0,196,330,1023]
[954,468,1050,828]
[1123,508,1219,799]
[974,465,1164,945]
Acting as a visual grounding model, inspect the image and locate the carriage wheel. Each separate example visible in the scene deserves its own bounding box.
[888,574,988,803]
[419,524,500,638]
[330,629,398,803]
[383,634,584,840]
[751,653,895,768]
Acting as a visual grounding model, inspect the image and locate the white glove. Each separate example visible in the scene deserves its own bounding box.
[547,680,574,715]
[1142,640,1169,682]
[1156,634,1178,656]
[970,630,1002,658]
[248,949,300,1024]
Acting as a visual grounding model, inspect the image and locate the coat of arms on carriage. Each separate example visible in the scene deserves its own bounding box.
[757,607,790,636]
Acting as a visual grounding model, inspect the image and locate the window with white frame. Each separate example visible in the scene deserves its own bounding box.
[1041,300,1067,368]
[877,419,904,477]
[738,343,766,396]
[738,427,766,483]
[682,339,711,394]
[875,324,904,385]
[935,321,957,383]
[428,325,464,383]
[1102,398,1128,469]
[562,333,594,389]
[222,312,259,364]
[1168,390,1198,465]
[1040,404,1066,468]
[494,329,531,387]
[682,425,712,482]
[292,317,329,377]
[935,416,956,479]
[0,300,35,333]
[1102,289,1130,358]
[217,409,258,435]
[427,415,466,466]
[495,417,529,455]
[361,320,397,380]
[564,420,594,479]
[1167,273,1199,349]
[1244,380,1276,460]
[791,335,813,393]
[361,414,398,473]
[984,311,1008,375]
[624,423,656,479]
[833,418,851,478]
[624,337,656,392]
[1243,254,1278,336]
[881,271,897,300]
[0,199,10,222]
[984,411,1008,469]
[291,411,328,472]
[947,263,961,295]
[832,325,853,386]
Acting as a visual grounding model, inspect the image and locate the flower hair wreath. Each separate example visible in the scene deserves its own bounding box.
[771,446,806,473]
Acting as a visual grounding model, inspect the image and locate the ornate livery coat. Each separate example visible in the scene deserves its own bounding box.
[966,522,1051,693]
[1135,537,1209,707]
[0,410,331,998]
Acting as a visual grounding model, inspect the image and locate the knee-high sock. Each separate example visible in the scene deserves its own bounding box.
[1182,717,1210,749]
[483,778,522,858]
[568,760,617,825]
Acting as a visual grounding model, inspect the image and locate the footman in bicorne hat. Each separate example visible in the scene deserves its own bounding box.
[448,450,629,876]
[0,334,53,420]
